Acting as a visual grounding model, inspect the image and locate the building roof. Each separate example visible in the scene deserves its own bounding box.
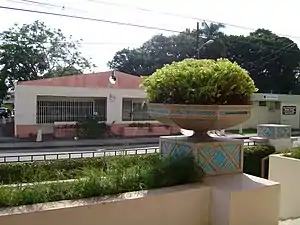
[18,71,142,89]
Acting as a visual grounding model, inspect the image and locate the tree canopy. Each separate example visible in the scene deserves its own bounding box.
[108,23,300,95]
[0,20,95,100]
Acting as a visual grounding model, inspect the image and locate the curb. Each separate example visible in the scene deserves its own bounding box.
[0,141,160,151]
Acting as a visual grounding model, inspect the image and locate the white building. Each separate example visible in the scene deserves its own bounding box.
[14,71,300,138]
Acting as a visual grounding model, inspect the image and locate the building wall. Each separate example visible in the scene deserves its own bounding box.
[230,102,281,130]
[231,93,300,130]
[15,85,300,137]
[14,84,148,137]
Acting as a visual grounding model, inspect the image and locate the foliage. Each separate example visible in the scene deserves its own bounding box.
[142,58,257,105]
[0,154,159,185]
[0,154,203,207]
[243,145,276,177]
[223,29,300,94]
[128,122,151,127]
[0,20,95,99]
[109,23,300,95]
[108,23,226,76]
[283,147,300,159]
[75,115,109,139]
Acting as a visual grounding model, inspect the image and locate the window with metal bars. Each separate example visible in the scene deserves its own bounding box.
[36,97,107,124]
[122,98,154,121]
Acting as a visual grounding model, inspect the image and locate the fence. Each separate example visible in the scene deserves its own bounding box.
[0,147,160,163]
[0,140,260,163]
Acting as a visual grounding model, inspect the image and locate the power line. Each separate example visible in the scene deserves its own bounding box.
[86,0,300,40]
[13,0,87,13]
[0,39,138,46]
[0,5,188,34]
[248,43,298,73]
[251,43,296,65]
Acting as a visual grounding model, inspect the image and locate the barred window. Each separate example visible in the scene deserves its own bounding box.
[122,98,154,121]
[36,97,106,124]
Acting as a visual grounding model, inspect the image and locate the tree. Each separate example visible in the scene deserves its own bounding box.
[223,29,300,94]
[0,20,95,98]
[108,31,197,76]
[109,23,300,94]
[108,23,226,75]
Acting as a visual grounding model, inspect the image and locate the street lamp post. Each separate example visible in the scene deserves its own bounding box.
[197,39,214,59]
[196,21,214,59]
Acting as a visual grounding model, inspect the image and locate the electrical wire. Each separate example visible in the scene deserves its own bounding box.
[247,43,298,73]
[85,0,300,40]
[0,5,189,34]
[0,40,139,46]
[250,42,296,66]
[0,3,299,70]
[11,0,87,13]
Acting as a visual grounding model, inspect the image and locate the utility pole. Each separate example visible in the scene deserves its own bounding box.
[196,22,200,59]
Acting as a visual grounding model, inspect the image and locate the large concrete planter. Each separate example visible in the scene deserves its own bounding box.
[269,154,300,219]
[148,104,251,136]
[0,176,280,225]
[0,184,210,225]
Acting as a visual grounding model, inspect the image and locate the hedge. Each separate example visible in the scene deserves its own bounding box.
[243,145,276,177]
[0,145,276,185]
[0,144,275,207]
[283,147,300,159]
[0,155,161,185]
[0,154,204,207]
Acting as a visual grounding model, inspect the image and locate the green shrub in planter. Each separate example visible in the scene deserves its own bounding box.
[142,58,258,105]
[283,147,300,159]
[0,155,160,185]
[243,145,275,177]
[0,154,204,207]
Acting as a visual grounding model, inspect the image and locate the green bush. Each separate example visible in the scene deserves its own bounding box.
[141,58,258,105]
[0,155,159,185]
[75,115,110,139]
[243,145,275,177]
[0,154,203,207]
[283,147,300,159]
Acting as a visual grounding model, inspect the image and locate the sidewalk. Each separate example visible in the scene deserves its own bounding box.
[0,132,296,151]
[0,137,160,150]
[0,133,258,150]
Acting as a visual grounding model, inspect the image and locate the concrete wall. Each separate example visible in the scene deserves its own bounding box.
[0,174,280,225]
[229,102,280,130]
[15,84,147,125]
[14,84,150,137]
[269,154,300,220]
[0,184,211,225]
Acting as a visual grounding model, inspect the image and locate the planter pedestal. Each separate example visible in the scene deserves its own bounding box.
[160,135,280,225]
[160,135,244,176]
[257,124,292,152]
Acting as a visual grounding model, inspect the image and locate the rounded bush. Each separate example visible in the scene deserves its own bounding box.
[141,58,258,105]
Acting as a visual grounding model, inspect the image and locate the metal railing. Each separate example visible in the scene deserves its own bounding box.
[0,140,261,163]
[0,147,160,163]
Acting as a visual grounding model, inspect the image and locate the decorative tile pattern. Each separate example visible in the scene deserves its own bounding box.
[172,109,216,116]
[257,125,291,139]
[219,111,248,115]
[160,138,242,176]
[277,127,291,139]
[258,126,276,139]
[148,108,170,115]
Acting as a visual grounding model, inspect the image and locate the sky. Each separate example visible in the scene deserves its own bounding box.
[0,0,300,72]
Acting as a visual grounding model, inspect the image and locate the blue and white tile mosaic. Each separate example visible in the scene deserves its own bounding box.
[257,125,291,139]
[160,139,242,176]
